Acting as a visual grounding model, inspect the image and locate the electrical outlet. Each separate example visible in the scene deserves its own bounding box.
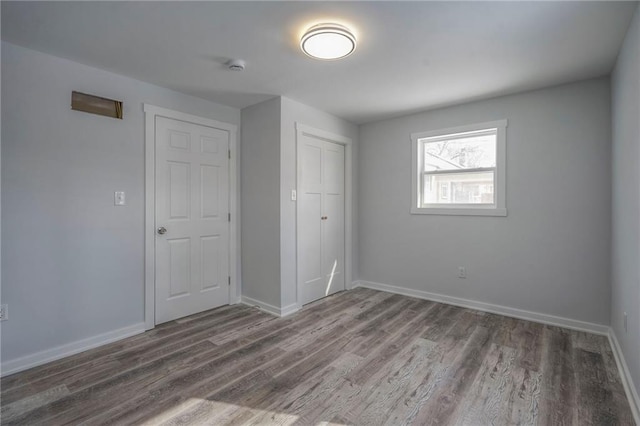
[458,266,467,279]
[0,304,8,321]
[624,312,628,333]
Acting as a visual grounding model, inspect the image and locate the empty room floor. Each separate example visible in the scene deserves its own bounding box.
[1,288,634,425]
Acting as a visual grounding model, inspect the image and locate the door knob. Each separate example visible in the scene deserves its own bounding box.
[157,226,167,235]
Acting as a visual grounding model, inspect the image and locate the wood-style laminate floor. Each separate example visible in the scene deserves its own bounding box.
[1,288,635,425]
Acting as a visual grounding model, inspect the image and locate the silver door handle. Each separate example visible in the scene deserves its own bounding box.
[157,226,167,235]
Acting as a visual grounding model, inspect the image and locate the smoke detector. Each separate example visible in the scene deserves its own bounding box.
[227,59,246,71]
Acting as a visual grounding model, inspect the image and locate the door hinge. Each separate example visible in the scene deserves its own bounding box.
[228,213,231,222]
[228,276,231,286]
[228,149,231,159]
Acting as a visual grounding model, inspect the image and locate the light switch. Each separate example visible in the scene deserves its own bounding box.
[291,189,297,201]
[114,191,126,206]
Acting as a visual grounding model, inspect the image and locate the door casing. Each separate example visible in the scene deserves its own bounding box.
[144,104,239,330]
[295,123,353,310]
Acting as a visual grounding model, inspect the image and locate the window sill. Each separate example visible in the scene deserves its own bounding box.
[410,207,507,217]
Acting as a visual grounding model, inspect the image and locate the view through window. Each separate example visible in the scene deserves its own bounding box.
[421,129,497,205]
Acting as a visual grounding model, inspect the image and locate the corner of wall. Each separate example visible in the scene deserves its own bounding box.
[608,328,640,424]
[239,96,282,308]
[610,1,640,407]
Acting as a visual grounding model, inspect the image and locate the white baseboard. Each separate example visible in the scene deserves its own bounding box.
[240,296,299,318]
[280,303,300,317]
[608,329,640,424]
[1,322,146,377]
[352,280,609,335]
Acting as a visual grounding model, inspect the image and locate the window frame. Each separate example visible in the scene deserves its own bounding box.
[411,119,508,216]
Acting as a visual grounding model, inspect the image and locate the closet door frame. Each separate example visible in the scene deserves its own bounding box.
[295,123,353,310]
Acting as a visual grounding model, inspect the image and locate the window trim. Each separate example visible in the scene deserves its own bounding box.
[411,119,508,217]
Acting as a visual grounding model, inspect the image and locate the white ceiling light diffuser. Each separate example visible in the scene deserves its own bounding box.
[300,23,356,60]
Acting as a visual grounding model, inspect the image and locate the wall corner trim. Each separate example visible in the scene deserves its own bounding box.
[1,322,146,377]
[240,296,299,318]
[351,280,610,335]
[608,329,640,424]
[280,303,300,317]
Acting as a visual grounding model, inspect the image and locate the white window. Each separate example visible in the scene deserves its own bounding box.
[411,120,507,216]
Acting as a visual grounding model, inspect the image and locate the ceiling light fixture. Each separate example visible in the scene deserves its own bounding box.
[300,23,356,60]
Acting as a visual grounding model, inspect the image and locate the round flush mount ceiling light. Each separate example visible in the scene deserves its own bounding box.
[300,23,356,60]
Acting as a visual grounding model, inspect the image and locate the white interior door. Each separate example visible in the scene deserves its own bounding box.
[155,116,230,324]
[298,135,345,305]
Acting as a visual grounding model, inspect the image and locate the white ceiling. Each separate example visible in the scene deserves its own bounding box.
[2,1,637,124]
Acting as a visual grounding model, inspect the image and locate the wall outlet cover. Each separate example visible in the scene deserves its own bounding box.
[458,266,467,279]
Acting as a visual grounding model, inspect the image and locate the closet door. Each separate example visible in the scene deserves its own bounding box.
[298,135,345,305]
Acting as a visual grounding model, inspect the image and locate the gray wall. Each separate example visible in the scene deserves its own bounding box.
[280,97,359,308]
[240,96,358,310]
[359,78,612,325]
[611,5,640,399]
[1,42,240,363]
[240,98,282,307]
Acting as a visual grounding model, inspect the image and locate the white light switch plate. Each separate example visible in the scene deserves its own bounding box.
[114,191,126,206]
[291,190,297,201]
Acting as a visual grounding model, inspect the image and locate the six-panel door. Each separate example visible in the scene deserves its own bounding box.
[155,117,230,324]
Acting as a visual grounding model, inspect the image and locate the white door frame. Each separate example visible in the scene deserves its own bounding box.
[295,123,353,309]
[144,104,239,330]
